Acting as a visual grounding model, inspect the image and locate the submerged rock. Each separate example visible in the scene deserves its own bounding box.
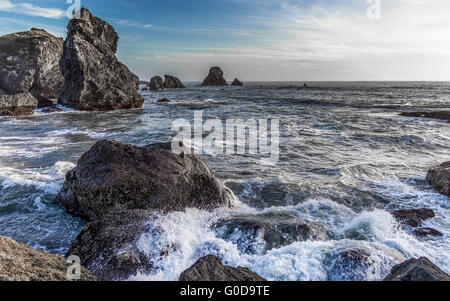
[231,78,244,86]
[58,8,144,111]
[55,140,237,221]
[157,98,171,103]
[163,75,185,89]
[179,255,266,281]
[201,66,228,86]
[0,28,64,111]
[384,257,450,281]
[0,236,97,281]
[0,92,37,116]
[427,161,450,197]
[392,209,436,228]
[400,111,450,123]
[149,76,164,91]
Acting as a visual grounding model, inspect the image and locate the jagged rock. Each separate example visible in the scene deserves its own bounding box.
[0,28,64,111]
[231,78,244,86]
[179,255,266,281]
[384,257,450,281]
[201,66,228,86]
[0,92,37,116]
[149,76,164,91]
[55,140,237,221]
[400,111,450,123]
[157,98,170,103]
[392,209,436,227]
[0,236,97,281]
[413,228,443,238]
[163,75,185,89]
[58,8,144,111]
[427,161,450,197]
[328,248,375,281]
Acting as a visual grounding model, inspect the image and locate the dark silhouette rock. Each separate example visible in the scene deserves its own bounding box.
[231,78,243,86]
[163,75,185,89]
[55,140,237,221]
[201,67,228,86]
[157,98,170,103]
[58,8,144,111]
[413,228,443,238]
[149,76,164,91]
[179,255,266,281]
[0,28,64,112]
[0,236,97,281]
[400,111,450,123]
[392,209,436,227]
[384,257,450,281]
[427,161,450,197]
[0,92,37,116]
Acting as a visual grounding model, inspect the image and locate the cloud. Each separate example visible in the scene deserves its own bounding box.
[0,0,66,19]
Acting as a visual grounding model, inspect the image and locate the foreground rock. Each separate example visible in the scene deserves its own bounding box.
[55,140,237,221]
[149,76,164,91]
[0,91,37,116]
[231,78,244,86]
[179,256,266,281]
[0,28,64,112]
[163,75,185,89]
[400,111,450,123]
[201,66,228,86]
[58,8,143,111]
[392,209,436,227]
[0,236,97,281]
[427,161,450,197]
[157,98,170,103]
[384,257,450,281]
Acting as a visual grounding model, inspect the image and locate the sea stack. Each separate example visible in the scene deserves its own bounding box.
[231,78,244,86]
[149,76,164,91]
[0,28,64,114]
[201,66,228,86]
[163,75,185,89]
[58,8,144,111]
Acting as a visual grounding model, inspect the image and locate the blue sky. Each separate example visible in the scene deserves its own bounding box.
[1,0,450,81]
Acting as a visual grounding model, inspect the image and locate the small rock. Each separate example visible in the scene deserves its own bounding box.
[157,98,170,103]
[413,228,443,238]
[400,111,450,123]
[384,257,450,281]
[41,105,63,113]
[427,161,450,197]
[327,248,375,281]
[392,209,436,227]
[201,66,228,86]
[231,78,244,86]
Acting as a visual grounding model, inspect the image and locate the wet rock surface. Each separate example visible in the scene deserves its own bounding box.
[427,161,450,197]
[201,66,228,86]
[392,209,436,227]
[384,257,450,281]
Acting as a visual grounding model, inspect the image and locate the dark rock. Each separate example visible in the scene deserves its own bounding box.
[157,98,170,103]
[141,87,149,91]
[179,255,266,281]
[392,209,436,227]
[139,81,149,85]
[149,76,164,91]
[201,67,228,86]
[58,8,144,111]
[413,228,443,238]
[66,210,153,281]
[231,78,244,86]
[163,75,185,89]
[0,92,37,116]
[427,161,450,197]
[400,111,450,123]
[55,140,237,221]
[328,248,374,281]
[384,257,450,281]
[41,105,64,113]
[0,236,97,281]
[0,28,64,111]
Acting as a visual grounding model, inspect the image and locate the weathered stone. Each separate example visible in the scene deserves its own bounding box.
[179,255,266,281]
[0,236,97,281]
[163,75,185,89]
[384,257,450,281]
[58,8,144,111]
[0,92,37,116]
[427,161,450,197]
[392,209,436,227]
[201,67,228,86]
[231,78,244,86]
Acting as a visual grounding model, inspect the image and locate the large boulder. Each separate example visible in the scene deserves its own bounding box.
[149,76,164,91]
[392,209,436,228]
[163,75,185,89]
[231,78,244,86]
[384,257,450,281]
[201,66,228,86]
[55,140,237,221]
[0,28,64,110]
[0,236,97,281]
[427,161,450,197]
[58,8,144,111]
[179,255,266,281]
[0,91,37,116]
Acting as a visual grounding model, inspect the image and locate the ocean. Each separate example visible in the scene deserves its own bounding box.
[0,81,449,281]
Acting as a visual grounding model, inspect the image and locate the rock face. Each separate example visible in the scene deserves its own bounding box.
[201,67,228,86]
[179,256,266,281]
[55,140,237,221]
[427,161,450,197]
[163,75,185,89]
[0,28,64,112]
[0,91,37,116]
[231,78,244,86]
[58,8,144,111]
[0,236,97,281]
[392,209,436,227]
[149,76,164,91]
[400,111,450,123]
[384,257,450,281]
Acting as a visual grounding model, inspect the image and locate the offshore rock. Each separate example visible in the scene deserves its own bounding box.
[163,75,185,89]
[231,78,244,86]
[201,66,228,86]
[149,76,164,91]
[427,161,450,197]
[392,209,436,227]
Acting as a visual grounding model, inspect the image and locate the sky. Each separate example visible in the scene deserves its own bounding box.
[1,0,450,81]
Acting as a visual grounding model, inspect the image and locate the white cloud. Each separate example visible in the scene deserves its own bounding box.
[0,0,65,19]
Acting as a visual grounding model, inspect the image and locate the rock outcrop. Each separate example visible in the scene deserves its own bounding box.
[231,78,244,86]
[149,76,164,91]
[427,161,450,197]
[55,140,237,221]
[0,91,37,116]
[400,111,450,123]
[58,8,144,111]
[392,209,436,228]
[163,75,185,89]
[0,236,97,281]
[201,67,228,86]
[179,256,266,281]
[384,257,450,281]
[0,28,64,112]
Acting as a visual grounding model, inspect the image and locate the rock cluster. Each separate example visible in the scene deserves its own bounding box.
[384,257,450,281]
[149,75,185,90]
[392,208,442,237]
[427,161,450,198]
[58,8,143,111]
[201,66,228,86]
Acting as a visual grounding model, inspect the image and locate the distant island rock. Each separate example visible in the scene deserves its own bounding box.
[231,78,244,86]
[149,75,185,90]
[58,8,143,111]
[201,66,228,86]
[0,28,64,115]
[149,76,164,91]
